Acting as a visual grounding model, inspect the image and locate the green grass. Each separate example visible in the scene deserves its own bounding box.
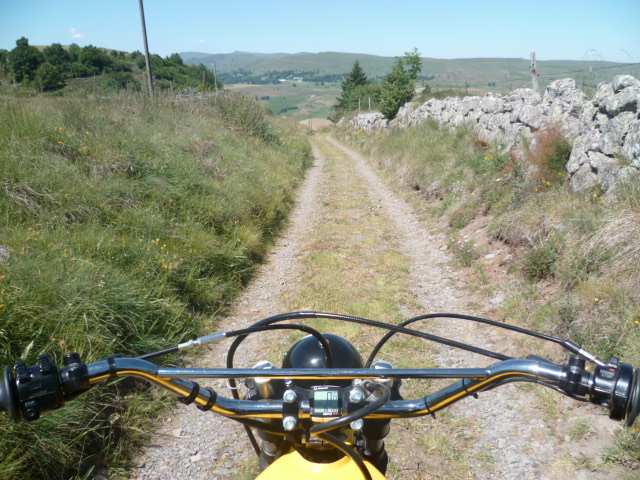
[0,92,311,478]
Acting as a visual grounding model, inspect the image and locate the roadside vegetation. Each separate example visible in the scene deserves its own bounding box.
[342,120,640,468]
[0,91,311,478]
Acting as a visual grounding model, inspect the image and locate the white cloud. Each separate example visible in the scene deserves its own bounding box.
[197,38,207,44]
[68,28,87,39]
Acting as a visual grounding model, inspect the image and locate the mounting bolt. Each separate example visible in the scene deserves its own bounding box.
[283,389,297,403]
[350,419,364,431]
[349,388,365,404]
[283,416,297,431]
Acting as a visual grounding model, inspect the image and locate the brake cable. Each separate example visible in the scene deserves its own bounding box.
[364,312,606,367]
[138,323,331,366]
[225,311,512,373]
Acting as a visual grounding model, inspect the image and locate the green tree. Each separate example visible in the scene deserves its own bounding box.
[34,62,65,92]
[343,60,368,88]
[168,53,184,66]
[332,60,375,118]
[379,49,422,119]
[404,48,422,83]
[79,45,112,74]
[42,43,70,67]
[0,49,8,78]
[8,37,44,82]
[67,43,81,62]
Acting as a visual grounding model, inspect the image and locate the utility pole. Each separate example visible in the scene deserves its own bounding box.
[138,0,154,97]
[530,52,539,93]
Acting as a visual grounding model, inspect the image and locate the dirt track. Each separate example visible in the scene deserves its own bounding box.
[132,136,627,480]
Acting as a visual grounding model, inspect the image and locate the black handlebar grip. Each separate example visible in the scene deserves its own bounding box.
[0,366,21,421]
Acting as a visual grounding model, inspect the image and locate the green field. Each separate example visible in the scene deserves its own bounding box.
[226,82,341,120]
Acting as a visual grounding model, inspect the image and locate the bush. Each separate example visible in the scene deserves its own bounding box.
[34,63,65,92]
[528,125,572,187]
[102,71,140,91]
[213,91,278,143]
[521,244,558,281]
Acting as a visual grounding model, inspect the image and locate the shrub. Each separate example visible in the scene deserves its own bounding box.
[213,91,278,143]
[448,202,477,229]
[34,63,65,92]
[521,244,558,281]
[450,238,479,267]
[528,125,572,187]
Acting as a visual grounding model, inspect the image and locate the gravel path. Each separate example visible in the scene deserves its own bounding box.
[130,136,627,480]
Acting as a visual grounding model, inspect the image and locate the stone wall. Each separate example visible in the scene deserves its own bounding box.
[346,76,640,194]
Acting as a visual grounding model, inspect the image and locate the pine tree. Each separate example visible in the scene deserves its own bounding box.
[332,61,374,118]
[342,60,368,89]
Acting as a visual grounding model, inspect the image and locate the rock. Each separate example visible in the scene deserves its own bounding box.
[570,164,598,192]
[346,75,640,196]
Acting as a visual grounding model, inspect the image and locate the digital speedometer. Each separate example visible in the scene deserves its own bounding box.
[309,385,342,417]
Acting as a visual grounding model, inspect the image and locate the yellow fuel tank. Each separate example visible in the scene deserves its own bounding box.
[256,450,387,479]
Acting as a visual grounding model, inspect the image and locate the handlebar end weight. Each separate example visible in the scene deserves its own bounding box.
[0,366,21,422]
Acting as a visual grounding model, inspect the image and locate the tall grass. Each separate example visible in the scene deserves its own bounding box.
[0,92,311,478]
[341,121,640,466]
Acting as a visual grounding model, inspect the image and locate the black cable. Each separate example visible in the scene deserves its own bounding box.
[243,424,261,456]
[225,312,510,375]
[306,381,389,480]
[226,324,333,369]
[137,346,179,360]
[226,323,332,397]
[314,431,372,480]
[365,312,584,367]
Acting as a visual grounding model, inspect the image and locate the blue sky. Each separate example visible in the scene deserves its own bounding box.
[1,0,638,62]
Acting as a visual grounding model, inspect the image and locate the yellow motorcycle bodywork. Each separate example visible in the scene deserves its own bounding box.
[256,450,387,479]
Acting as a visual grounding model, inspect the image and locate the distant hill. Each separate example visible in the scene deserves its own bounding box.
[182,51,640,92]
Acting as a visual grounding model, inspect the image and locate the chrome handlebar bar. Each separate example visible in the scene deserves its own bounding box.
[2,353,638,426]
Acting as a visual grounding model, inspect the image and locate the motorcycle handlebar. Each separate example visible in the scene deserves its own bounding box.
[1,353,639,427]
